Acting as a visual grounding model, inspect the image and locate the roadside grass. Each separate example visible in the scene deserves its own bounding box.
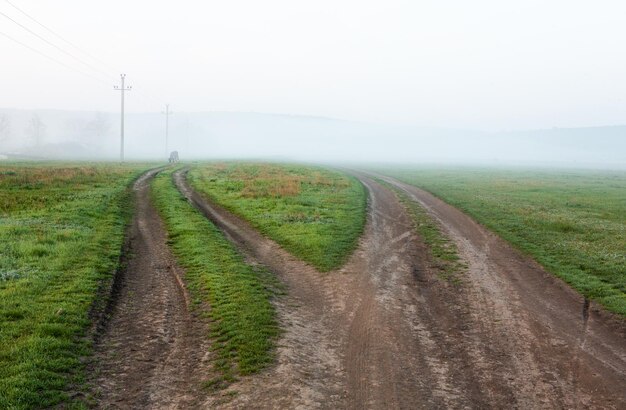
[377,179,465,283]
[380,167,626,316]
[151,168,281,388]
[187,162,367,272]
[0,162,150,409]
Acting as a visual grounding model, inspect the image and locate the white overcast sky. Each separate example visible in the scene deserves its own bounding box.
[1,0,626,130]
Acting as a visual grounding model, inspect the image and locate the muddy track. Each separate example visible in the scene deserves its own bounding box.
[90,168,213,408]
[375,174,626,408]
[175,168,625,409]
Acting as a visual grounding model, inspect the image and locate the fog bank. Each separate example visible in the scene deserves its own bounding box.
[0,108,624,169]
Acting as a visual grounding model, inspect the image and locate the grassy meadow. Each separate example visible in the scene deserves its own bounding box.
[188,163,367,271]
[4,160,622,408]
[151,168,281,388]
[0,163,150,408]
[380,167,626,316]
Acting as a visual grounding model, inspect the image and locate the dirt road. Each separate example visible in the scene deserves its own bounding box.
[90,166,625,409]
[175,169,625,409]
[376,174,626,408]
[91,169,213,408]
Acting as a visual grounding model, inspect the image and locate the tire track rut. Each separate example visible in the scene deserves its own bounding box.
[376,173,626,409]
[91,168,213,409]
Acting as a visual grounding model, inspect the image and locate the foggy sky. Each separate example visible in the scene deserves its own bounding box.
[2,0,626,131]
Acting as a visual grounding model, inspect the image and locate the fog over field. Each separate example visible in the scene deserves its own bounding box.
[0,108,624,168]
[1,1,625,168]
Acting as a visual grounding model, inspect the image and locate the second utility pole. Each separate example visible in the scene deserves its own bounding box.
[162,104,173,159]
[114,74,132,162]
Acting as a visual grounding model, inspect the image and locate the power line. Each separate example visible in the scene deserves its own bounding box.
[133,86,167,111]
[0,10,115,82]
[2,2,164,108]
[0,29,111,87]
[4,0,121,74]
[2,2,169,123]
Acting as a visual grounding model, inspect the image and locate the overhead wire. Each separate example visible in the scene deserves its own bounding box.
[0,9,116,83]
[1,1,168,112]
[4,0,122,75]
[2,27,167,113]
[134,86,169,112]
[0,30,112,87]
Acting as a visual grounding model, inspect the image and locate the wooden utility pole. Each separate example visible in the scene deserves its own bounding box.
[162,104,173,159]
[114,74,131,162]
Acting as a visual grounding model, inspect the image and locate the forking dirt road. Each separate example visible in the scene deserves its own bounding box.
[91,167,626,409]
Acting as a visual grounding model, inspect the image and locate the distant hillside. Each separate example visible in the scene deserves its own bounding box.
[0,108,624,168]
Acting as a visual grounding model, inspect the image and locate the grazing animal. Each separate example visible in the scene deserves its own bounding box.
[168,151,179,163]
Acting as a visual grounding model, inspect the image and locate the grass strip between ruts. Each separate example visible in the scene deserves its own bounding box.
[151,168,281,389]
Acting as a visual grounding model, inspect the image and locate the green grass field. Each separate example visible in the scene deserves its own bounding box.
[188,163,367,272]
[380,167,626,316]
[3,161,622,407]
[0,163,149,409]
[151,168,281,388]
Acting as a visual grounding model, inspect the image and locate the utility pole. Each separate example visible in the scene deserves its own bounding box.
[162,104,173,159]
[184,116,190,155]
[114,74,131,162]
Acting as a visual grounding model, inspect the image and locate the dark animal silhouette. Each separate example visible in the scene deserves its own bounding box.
[168,151,179,163]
